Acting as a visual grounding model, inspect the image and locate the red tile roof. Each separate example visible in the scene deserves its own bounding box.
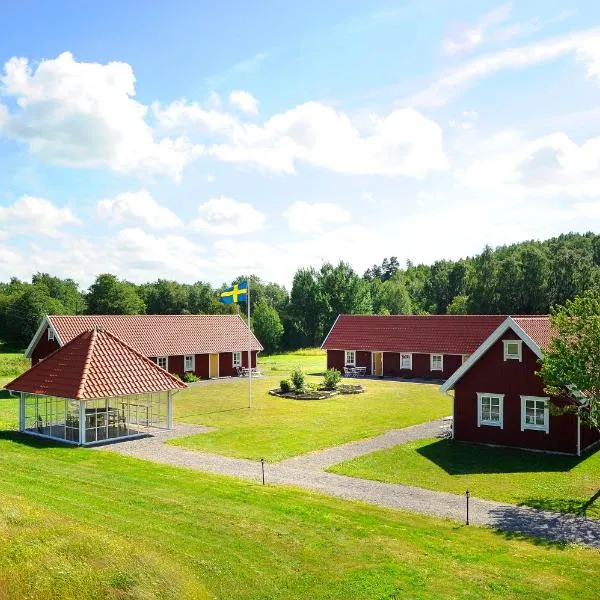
[6,329,187,399]
[322,314,509,354]
[42,314,263,357]
[512,316,555,350]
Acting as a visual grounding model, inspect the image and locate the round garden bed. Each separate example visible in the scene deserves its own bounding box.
[269,384,365,400]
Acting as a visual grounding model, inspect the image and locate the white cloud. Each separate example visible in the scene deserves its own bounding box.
[413,27,600,106]
[0,52,194,181]
[442,4,512,55]
[362,192,376,204]
[156,100,449,177]
[0,195,80,237]
[192,196,266,235]
[228,90,259,114]
[97,190,182,230]
[455,130,600,197]
[283,201,351,234]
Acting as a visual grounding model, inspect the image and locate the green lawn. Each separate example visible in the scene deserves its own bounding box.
[0,434,598,600]
[0,351,29,379]
[258,348,327,376]
[329,438,600,519]
[171,376,450,461]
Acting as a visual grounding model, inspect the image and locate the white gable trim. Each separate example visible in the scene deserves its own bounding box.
[441,317,543,393]
[24,315,64,358]
[320,314,341,349]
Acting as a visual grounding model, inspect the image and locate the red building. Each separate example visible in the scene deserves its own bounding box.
[442,316,600,455]
[25,314,263,379]
[321,315,506,380]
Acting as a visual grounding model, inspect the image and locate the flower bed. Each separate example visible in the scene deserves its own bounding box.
[269,384,365,400]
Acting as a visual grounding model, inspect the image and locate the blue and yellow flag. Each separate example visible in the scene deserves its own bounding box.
[219,281,248,304]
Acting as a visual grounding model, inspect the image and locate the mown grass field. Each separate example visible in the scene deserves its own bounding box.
[0,433,598,600]
[330,438,600,519]
[171,375,451,461]
[258,347,327,376]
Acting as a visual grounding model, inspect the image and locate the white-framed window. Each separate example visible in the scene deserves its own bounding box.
[477,393,504,428]
[400,353,412,370]
[521,396,549,433]
[233,351,242,367]
[156,356,168,371]
[503,339,522,361]
[184,354,195,372]
[345,350,356,366]
[430,354,443,371]
[48,328,55,341]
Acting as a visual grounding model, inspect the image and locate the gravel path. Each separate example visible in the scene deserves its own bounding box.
[97,423,600,548]
[278,420,443,470]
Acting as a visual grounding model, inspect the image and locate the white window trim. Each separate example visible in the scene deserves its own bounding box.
[400,353,412,370]
[477,392,504,428]
[430,354,444,371]
[232,351,242,367]
[48,328,55,341]
[503,339,523,361]
[184,354,195,372]
[345,350,356,366]
[521,396,550,434]
[156,356,169,371]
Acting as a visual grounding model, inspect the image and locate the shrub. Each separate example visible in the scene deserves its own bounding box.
[290,368,305,392]
[182,372,200,383]
[280,379,291,393]
[322,368,341,390]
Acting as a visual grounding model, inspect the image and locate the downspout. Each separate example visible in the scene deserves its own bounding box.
[444,390,455,439]
[577,415,581,457]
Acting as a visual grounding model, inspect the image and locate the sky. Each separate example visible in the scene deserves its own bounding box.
[2,0,600,288]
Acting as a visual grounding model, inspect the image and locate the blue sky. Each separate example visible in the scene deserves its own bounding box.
[2,0,600,287]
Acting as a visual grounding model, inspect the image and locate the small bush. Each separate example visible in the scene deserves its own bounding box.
[322,368,341,390]
[182,372,200,383]
[280,379,291,393]
[290,368,305,392]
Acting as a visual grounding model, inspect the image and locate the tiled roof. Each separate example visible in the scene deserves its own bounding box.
[46,314,263,357]
[6,328,187,399]
[512,316,555,350]
[322,314,508,354]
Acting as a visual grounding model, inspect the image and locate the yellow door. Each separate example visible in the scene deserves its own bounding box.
[209,353,219,378]
[373,352,383,377]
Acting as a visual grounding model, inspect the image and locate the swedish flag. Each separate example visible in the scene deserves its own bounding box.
[219,281,248,304]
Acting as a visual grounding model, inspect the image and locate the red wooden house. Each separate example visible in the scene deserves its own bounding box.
[25,314,263,379]
[441,316,600,455]
[321,315,506,380]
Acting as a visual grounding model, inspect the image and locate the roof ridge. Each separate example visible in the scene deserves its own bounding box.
[76,329,98,400]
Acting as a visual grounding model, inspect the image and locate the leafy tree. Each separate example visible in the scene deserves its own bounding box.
[5,286,65,348]
[469,246,498,313]
[446,295,469,314]
[143,279,189,314]
[86,274,145,315]
[288,267,326,347]
[371,273,412,315]
[519,245,549,313]
[252,299,284,354]
[539,291,600,431]
[32,272,85,313]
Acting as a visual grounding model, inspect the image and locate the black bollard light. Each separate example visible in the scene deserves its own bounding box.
[465,489,470,525]
[261,458,265,485]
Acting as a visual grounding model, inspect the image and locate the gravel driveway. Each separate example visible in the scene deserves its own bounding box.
[96,422,600,548]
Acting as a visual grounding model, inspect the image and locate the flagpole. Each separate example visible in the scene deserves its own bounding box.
[247,279,252,409]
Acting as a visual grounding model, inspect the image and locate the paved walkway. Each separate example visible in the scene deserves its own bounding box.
[97,423,600,548]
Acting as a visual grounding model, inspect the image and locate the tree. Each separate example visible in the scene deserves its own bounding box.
[371,273,412,315]
[252,299,284,354]
[539,290,600,431]
[288,268,326,347]
[446,295,469,314]
[86,274,145,314]
[143,279,189,314]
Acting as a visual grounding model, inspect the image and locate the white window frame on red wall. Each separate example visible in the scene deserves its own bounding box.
[477,392,504,428]
[184,354,195,372]
[232,351,242,367]
[345,350,356,366]
[156,356,169,371]
[430,354,444,371]
[400,353,412,370]
[503,339,523,361]
[521,396,549,433]
[48,328,55,341]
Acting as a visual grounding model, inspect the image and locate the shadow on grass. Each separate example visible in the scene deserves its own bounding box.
[521,490,600,518]
[416,439,587,475]
[488,502,600,548]
[0,430,73,449]
[177,406,247,419]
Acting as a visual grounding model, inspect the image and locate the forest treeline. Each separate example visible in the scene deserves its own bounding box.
[1,232,599,353]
